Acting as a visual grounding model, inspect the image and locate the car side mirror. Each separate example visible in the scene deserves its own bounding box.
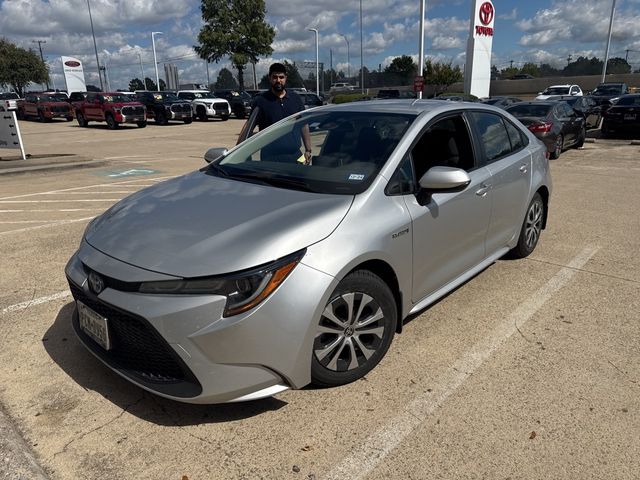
[417,166,471,204]
[204,147,228,164]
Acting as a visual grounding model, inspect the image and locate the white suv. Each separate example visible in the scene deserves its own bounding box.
[0,92,20,111]
[176,90,231,121]
[536,84,583,100]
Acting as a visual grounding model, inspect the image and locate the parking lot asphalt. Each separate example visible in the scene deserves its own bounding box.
[1,117,639,480]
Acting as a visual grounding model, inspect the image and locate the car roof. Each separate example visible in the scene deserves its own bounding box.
[177,90,209,93]
[545,84,576,88]
[311,98,501,116]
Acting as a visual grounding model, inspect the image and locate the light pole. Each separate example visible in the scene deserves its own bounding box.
[309,28,319,95]
[137,53,145,84]
[86,0,103,91]
[417,0,426,99]
[341,34,350,81]
[359,0,364,93]
[601,0,617,82]
[151,31,163,91]
[32,40,49,90]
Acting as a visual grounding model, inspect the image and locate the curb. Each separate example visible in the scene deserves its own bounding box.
[0,405,49,480]
[0,156,104,175]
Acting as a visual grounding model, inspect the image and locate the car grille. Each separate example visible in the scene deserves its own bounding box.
[51,105,70,113]
[68,280,202,398]
[171,103,191,114]
[213,104,228,114]
[121,106,144,116]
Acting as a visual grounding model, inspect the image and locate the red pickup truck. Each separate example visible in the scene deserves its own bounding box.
[17,92,73,121]
[75,92,147,129]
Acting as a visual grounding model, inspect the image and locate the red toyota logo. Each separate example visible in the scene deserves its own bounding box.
[479,2,494,25]
[64,60,81,67]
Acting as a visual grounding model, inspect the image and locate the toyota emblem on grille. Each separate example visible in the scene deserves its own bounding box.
[88,271,105,294]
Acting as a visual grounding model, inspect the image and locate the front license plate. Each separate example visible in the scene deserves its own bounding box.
[78,301,111,350]
[624,114,636,121]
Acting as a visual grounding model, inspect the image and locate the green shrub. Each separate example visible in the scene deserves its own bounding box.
[332,93,372,104]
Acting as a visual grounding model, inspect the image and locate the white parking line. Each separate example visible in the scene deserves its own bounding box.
[0,209,103,213]
[1,290,71,315]
[324,245,599,480]
[0,199,121,203]
[0,217,94,236]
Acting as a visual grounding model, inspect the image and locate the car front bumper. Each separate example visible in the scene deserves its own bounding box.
[65,240,334,404]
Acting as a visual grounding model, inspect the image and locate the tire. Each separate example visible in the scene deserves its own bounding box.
[66,116,73,122]
[183,118,193,124]
[197,107,208,121]
[155,110,167,125]
[17,108,25,120]
[550,134,563,159]
[105,113,118,130]
[311,270,397,387]
[37,110,46,122]
[509,193,544,259]
[137,121,147,128]
[221,115,230,121]
[233,105,245,119]
[575,127,586,149]
[76,112,88,127]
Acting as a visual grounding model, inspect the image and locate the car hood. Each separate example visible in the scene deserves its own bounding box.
[110,101,144,108]
[85,171,353,277]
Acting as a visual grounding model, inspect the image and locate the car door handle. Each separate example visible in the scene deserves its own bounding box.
[519,164,528,173]
[475,184,490,197]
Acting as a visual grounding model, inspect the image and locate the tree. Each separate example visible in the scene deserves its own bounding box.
[519,62,540,77]
[144,77,157,90]
[539,63,560,77]
[423,60,462,95]
[606,57,631,74]
[563,56,602,76]
[0,38,49,96]
[129,78,145,91]
[214,68,238,89]
[384,55,416,85]
[283,61,304,88]
[196,0,275,90]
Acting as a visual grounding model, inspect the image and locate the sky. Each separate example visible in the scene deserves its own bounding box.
[1,0,640,91]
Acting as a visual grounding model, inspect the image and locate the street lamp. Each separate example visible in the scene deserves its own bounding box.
[151,31,163,91]
[309,28,319,96]
[601,0,617,82]
[86,0,103,91]
[417,0,426,99]
[359,0,364,93]
[32,40,49,90]
[341,34,350,81]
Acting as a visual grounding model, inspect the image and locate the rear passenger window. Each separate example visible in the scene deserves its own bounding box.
[470,112,512,163]
[504,120,527,151]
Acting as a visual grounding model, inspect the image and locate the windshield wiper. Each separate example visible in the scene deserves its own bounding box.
[257,176,318,192]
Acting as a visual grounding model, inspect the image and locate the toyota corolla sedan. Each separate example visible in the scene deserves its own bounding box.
[65,100,552,404]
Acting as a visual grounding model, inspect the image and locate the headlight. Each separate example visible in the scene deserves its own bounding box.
[138,250,305,317]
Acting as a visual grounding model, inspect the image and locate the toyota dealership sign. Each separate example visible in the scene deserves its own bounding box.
[61,56,87,94]
[464,0,495,98]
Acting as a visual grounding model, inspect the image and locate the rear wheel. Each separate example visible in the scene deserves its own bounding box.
[221,114,230,121]
[575,127,586,149]
[183,118,193,124]
[550,134,563,159]
[509,193,544,259]
[197,107,208,121]
[137,121,147,128]
[311,270,397,387]
[105,113,118,129]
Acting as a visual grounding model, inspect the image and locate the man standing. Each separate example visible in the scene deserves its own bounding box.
[248,62,312,164]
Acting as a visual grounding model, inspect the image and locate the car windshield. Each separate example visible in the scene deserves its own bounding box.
[483,98,501,105]
[192,92,216,99]
[153,92,179,101]
[0,92,19,100]
[103,94,135,103]
[542,87,570,95]
[45,93,69,102]
[507,104,552,117]
[239,91,252,101]
[593,85,622,95]
[209,110,415,195]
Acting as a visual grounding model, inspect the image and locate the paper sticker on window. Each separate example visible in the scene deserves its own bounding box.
[154,94,163,100]
[348,174,365,181]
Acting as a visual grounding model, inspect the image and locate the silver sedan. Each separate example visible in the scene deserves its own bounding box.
[65,100,552,403]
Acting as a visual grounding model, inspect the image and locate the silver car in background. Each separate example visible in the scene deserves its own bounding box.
[65,100,551,404]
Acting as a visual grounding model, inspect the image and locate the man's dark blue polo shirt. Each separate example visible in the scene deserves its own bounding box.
[252,89,305,131]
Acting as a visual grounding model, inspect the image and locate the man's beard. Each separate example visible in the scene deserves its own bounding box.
[273,83,284,92]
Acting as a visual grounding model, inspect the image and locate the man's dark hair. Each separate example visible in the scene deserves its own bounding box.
[269,63,287,75]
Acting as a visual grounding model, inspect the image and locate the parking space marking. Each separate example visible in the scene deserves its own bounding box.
[325,245,599,480]
[0,199,122,203]
[1,290,71,315]
[0,216,94,236]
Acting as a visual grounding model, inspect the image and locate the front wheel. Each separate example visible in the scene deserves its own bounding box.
[197,107,208,121]
[183,118,192,124]
[76,112,88,127]
[311,270,397,387]
[105,113,118,129]
[575,127,586,149]
[155,110,167,125]
[137,121,147,128]
[221,115,230,121]
[509,193,544,259]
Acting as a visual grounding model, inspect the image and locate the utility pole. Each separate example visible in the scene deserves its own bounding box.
[509,60,514,69]
[602,0,617,82]
[32,40,49,90]
[567,54,572,66]
[359,0,364,93]
[86,0,103,91]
